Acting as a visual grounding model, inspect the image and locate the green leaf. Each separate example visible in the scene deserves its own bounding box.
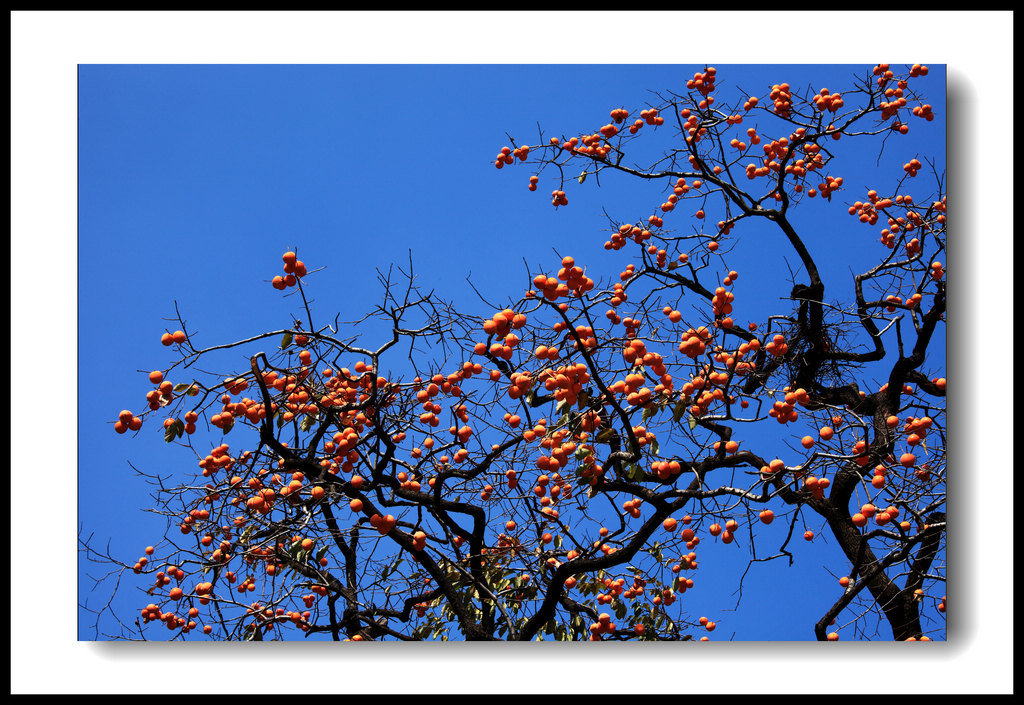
[614,601,627,620]
[672,400,687,424]
[576,389,591,410]
[173,383,192,393]
[281,331,293,350]
[650,437,659,457]
[164,425,177,443]
[595,427,616,444]
[300,414,317,432]
[382,558,404,580]
[578,171,587,184]
[688,414,697,431]
[571,614,586,638]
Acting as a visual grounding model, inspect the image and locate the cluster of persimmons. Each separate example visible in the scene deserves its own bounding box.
[113,65,944,642]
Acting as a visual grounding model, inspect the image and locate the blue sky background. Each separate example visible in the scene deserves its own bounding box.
[11,9,1013,696]
[78,62,948,643]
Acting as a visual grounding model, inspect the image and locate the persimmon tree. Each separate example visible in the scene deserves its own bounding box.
[82,63,945,641]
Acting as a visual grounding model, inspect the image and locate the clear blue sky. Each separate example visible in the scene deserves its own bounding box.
[78,63,948,644]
